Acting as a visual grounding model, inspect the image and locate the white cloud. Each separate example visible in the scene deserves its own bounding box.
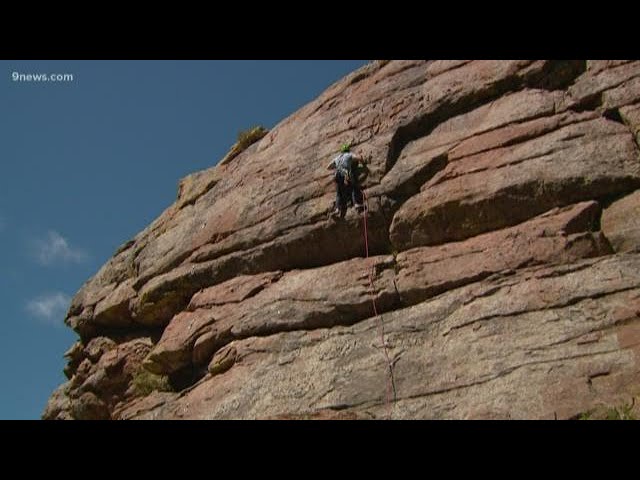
[33,230,88,265]
[26,292,71,325]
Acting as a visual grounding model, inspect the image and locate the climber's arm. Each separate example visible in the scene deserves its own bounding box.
[352,152,368,166]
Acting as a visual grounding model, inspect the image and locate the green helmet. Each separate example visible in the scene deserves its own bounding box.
[340,143,351,153]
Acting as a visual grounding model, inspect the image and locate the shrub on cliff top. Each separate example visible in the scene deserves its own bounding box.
[237,125,268,150]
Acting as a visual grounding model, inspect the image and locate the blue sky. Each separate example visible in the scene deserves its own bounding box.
[0,60,368,419]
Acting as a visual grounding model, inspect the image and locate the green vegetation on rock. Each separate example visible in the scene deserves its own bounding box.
[132,369,173,396]
[237,126,268,151]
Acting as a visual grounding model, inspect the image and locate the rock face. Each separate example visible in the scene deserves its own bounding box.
[602,190,640,253]
[44,60,640,420]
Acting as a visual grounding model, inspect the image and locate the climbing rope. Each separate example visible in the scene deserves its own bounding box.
[362,190,397,420]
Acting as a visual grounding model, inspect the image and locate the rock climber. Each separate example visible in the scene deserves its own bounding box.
[327,143,366,218]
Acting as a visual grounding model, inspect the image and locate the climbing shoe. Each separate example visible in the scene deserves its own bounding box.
[332,207,346,219]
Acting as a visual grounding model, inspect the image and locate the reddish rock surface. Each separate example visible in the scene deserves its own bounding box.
[395,201,611,305]
[130,255,640,420]
[44,60,640,420]
[143,255,398,376]
[602,190,640,253]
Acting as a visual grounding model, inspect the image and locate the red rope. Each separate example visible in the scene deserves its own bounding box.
[362,190,395,420]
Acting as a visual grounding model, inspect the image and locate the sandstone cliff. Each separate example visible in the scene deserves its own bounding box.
[44,60,640,420]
